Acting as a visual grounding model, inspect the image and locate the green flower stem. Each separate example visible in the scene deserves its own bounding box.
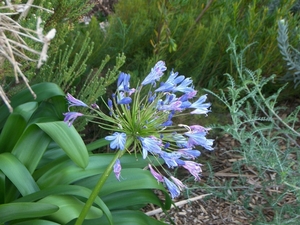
[75,149,125,225]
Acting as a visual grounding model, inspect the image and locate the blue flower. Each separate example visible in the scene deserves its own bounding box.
[118,96,132,105]
[140,136,162,159]
[178,148,201,159]
[149,164,164,182]
[113,159,122,181]
[63,112,84,127]
[189,94,211,115]
[161,120,173,126]
[141,61,167,86]
[108,98,113,115]
[66,93,88,109]
[179,100,192,109]
[171,133,188,148]
[147,91,156,103]
[178,90,197,101]
[185,131,214,150]
[157,101,182,111]
[160,151,181,168]
[170,176,186,190]
[105,132,127,150]
[190,125,210,132]
[172,77,194,93]
[182,161,203,181]
[117,72,130,91]
[163,177,180,199]
[116,92,132,105]
[155,70,184,92]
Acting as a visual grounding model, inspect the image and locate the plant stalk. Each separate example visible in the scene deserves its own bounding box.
[75,149,124,225]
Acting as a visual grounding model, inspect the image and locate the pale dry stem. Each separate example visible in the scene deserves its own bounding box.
[0,1,55,111]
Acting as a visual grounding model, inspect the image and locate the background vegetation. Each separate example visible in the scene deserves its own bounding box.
[1,0,300,224]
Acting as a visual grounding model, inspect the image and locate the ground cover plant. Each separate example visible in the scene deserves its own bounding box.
[202,37,300,224]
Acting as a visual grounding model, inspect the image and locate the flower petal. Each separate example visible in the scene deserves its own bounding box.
[105,132,127,150]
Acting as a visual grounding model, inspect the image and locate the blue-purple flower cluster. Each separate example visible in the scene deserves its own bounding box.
[64,61,213,199]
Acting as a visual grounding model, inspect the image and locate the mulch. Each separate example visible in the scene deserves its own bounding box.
[144,133,294,225]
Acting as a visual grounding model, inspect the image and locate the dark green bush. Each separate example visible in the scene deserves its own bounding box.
[74,0,300,91]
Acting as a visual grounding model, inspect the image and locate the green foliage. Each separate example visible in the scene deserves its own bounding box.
[0,83,171,224]
[35,31,125,95]
[35,44,125,131]
[79,0,299,91]
[31,0,93,53]
[30,22,126,132]
[205,38,300,224]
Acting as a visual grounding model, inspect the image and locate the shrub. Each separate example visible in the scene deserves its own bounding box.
[79,0,300,91]
[205,38,300,224]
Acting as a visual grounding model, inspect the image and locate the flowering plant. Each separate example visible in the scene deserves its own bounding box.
[65,61,214,223]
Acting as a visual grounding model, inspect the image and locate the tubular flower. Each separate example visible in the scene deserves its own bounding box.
[149,164,164,182]
[113,159,122,181]
[105,132,127,150]
[141,61,167,86]
[189,94,211,115]
[170,176,186,191]
[66,93,88,109]
[64,61,214,198]
[182,161,203,181]
[63,112,83,127]
[163,177,180,199]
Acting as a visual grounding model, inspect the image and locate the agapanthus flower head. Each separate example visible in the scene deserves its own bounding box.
[63,61,214,198]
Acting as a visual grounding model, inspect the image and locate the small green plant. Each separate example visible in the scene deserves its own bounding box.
[205,37,300,224]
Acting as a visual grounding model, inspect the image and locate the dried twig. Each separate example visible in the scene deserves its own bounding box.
[146,193,212,216]
[0,0,55,112]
